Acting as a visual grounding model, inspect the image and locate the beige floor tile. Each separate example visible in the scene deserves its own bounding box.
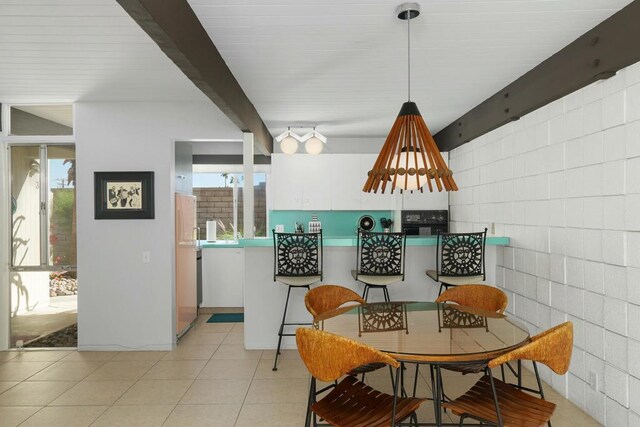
[49,380,133,406]
[195,322,234,333]
[178,332,227,347]
[20,405,107,427]
[61,352,117,362]
[222,332,244,345]
[0,362,53,381]
[84,360,155,381]
[0,406,41,427]
[110,351,167,362]
[212,344,262,360]
[9,351,70,363]
[254,359,310,379]
[91,404,174,427]
[163,404,241,427]
[161,345,218,361]
[235,403,307,427]
[179,379,251,404]
[261,349,301,360]
[231,323,244,332]
[0,381,75,406]
[0,383,18,394]
[197,359,259,380]
[141,360,206,380]
[0,353,18,363]
[245,378,309,404]
[115,379,192,405]
[27,361,105,382]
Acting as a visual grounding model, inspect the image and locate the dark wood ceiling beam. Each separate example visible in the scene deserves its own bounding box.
[117,0,273,154]
[434,0,640,152]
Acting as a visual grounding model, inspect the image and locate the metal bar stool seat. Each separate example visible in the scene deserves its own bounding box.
[272,230,323,371]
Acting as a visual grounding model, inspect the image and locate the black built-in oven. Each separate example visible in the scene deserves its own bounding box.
[401,210,448,236]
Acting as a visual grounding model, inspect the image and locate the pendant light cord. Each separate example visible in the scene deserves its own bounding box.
[407,15,411,101]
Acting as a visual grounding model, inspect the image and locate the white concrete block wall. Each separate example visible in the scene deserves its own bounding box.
[449,59,640,426]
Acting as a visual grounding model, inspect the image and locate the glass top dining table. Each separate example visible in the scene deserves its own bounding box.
[316,301,530,364]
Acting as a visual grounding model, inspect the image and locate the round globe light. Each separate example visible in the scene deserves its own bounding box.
[391,149,428,190]
[280,135,298,154]
[305,136,324,155]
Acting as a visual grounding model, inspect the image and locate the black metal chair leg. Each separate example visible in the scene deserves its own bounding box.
[305,377,314,427]
[362,285,369,302]
[412,364,420,397]
[438,283,445,296]
[383,286,390,302]
[273,286,292,371]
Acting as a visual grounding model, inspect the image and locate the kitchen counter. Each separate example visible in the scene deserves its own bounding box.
[200,235,509,248]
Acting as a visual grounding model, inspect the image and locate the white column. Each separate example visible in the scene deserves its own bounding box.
[243,132,255,239]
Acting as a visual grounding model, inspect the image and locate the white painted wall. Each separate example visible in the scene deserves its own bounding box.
[75,101,241,351]
[449,60,640,426]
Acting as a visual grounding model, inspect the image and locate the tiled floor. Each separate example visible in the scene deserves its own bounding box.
[0,314,601,426]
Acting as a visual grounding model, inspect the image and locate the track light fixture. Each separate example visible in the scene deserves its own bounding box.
[275,126,327,154]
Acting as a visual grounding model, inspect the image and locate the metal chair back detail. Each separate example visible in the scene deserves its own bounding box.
[430,228,487,295]
[353,229,407,302]
[274,230,323,280]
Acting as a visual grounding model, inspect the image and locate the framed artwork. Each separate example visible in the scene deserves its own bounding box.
[94,171,154,219]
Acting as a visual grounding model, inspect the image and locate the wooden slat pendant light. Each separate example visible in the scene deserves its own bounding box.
[363,3,458,194]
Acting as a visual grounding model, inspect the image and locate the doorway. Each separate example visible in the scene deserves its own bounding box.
[9,144,77,347]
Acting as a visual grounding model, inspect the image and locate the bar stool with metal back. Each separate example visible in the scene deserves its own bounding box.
[427,228,488,296]
[272,230,323,371]
[351,229,407,302]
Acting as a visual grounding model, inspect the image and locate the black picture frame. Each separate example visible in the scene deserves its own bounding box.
[94,171,154,219]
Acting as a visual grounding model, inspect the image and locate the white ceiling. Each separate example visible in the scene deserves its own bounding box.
[0,0,205,103]
[188,0,633,138]
[0,0,633,144]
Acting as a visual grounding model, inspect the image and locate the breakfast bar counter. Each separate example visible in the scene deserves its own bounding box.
[200,235,510,350]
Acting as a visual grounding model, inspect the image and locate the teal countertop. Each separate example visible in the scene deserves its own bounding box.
[200,235,510,248]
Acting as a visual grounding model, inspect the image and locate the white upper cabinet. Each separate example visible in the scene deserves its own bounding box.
[401,187,449,210]
[272,153,400,211]
[331,155,363,210]
[301,155,332,210]
[271,154,303,209]
[360,154,394,210]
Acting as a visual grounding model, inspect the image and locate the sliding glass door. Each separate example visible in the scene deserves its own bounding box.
[9,144,77,347]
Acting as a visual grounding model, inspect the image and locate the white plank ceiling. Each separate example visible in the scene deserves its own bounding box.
[0,0,205,103]
[0,0,633,141]
[188,0,633,138]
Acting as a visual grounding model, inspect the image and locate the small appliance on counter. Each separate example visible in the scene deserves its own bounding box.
[401,210,448,236]
[358,215,375,232]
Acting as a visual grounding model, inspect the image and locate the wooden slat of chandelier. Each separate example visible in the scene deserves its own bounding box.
[363,102,458,194]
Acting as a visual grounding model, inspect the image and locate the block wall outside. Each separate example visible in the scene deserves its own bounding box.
[194,181,267,239]
[449,60,640,426]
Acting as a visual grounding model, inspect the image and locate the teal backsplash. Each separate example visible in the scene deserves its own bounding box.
[269,210,393,236]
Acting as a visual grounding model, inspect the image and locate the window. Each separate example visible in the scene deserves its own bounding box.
[10,144,76,268]
[10,105,73,136]
[193,172,267,240]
